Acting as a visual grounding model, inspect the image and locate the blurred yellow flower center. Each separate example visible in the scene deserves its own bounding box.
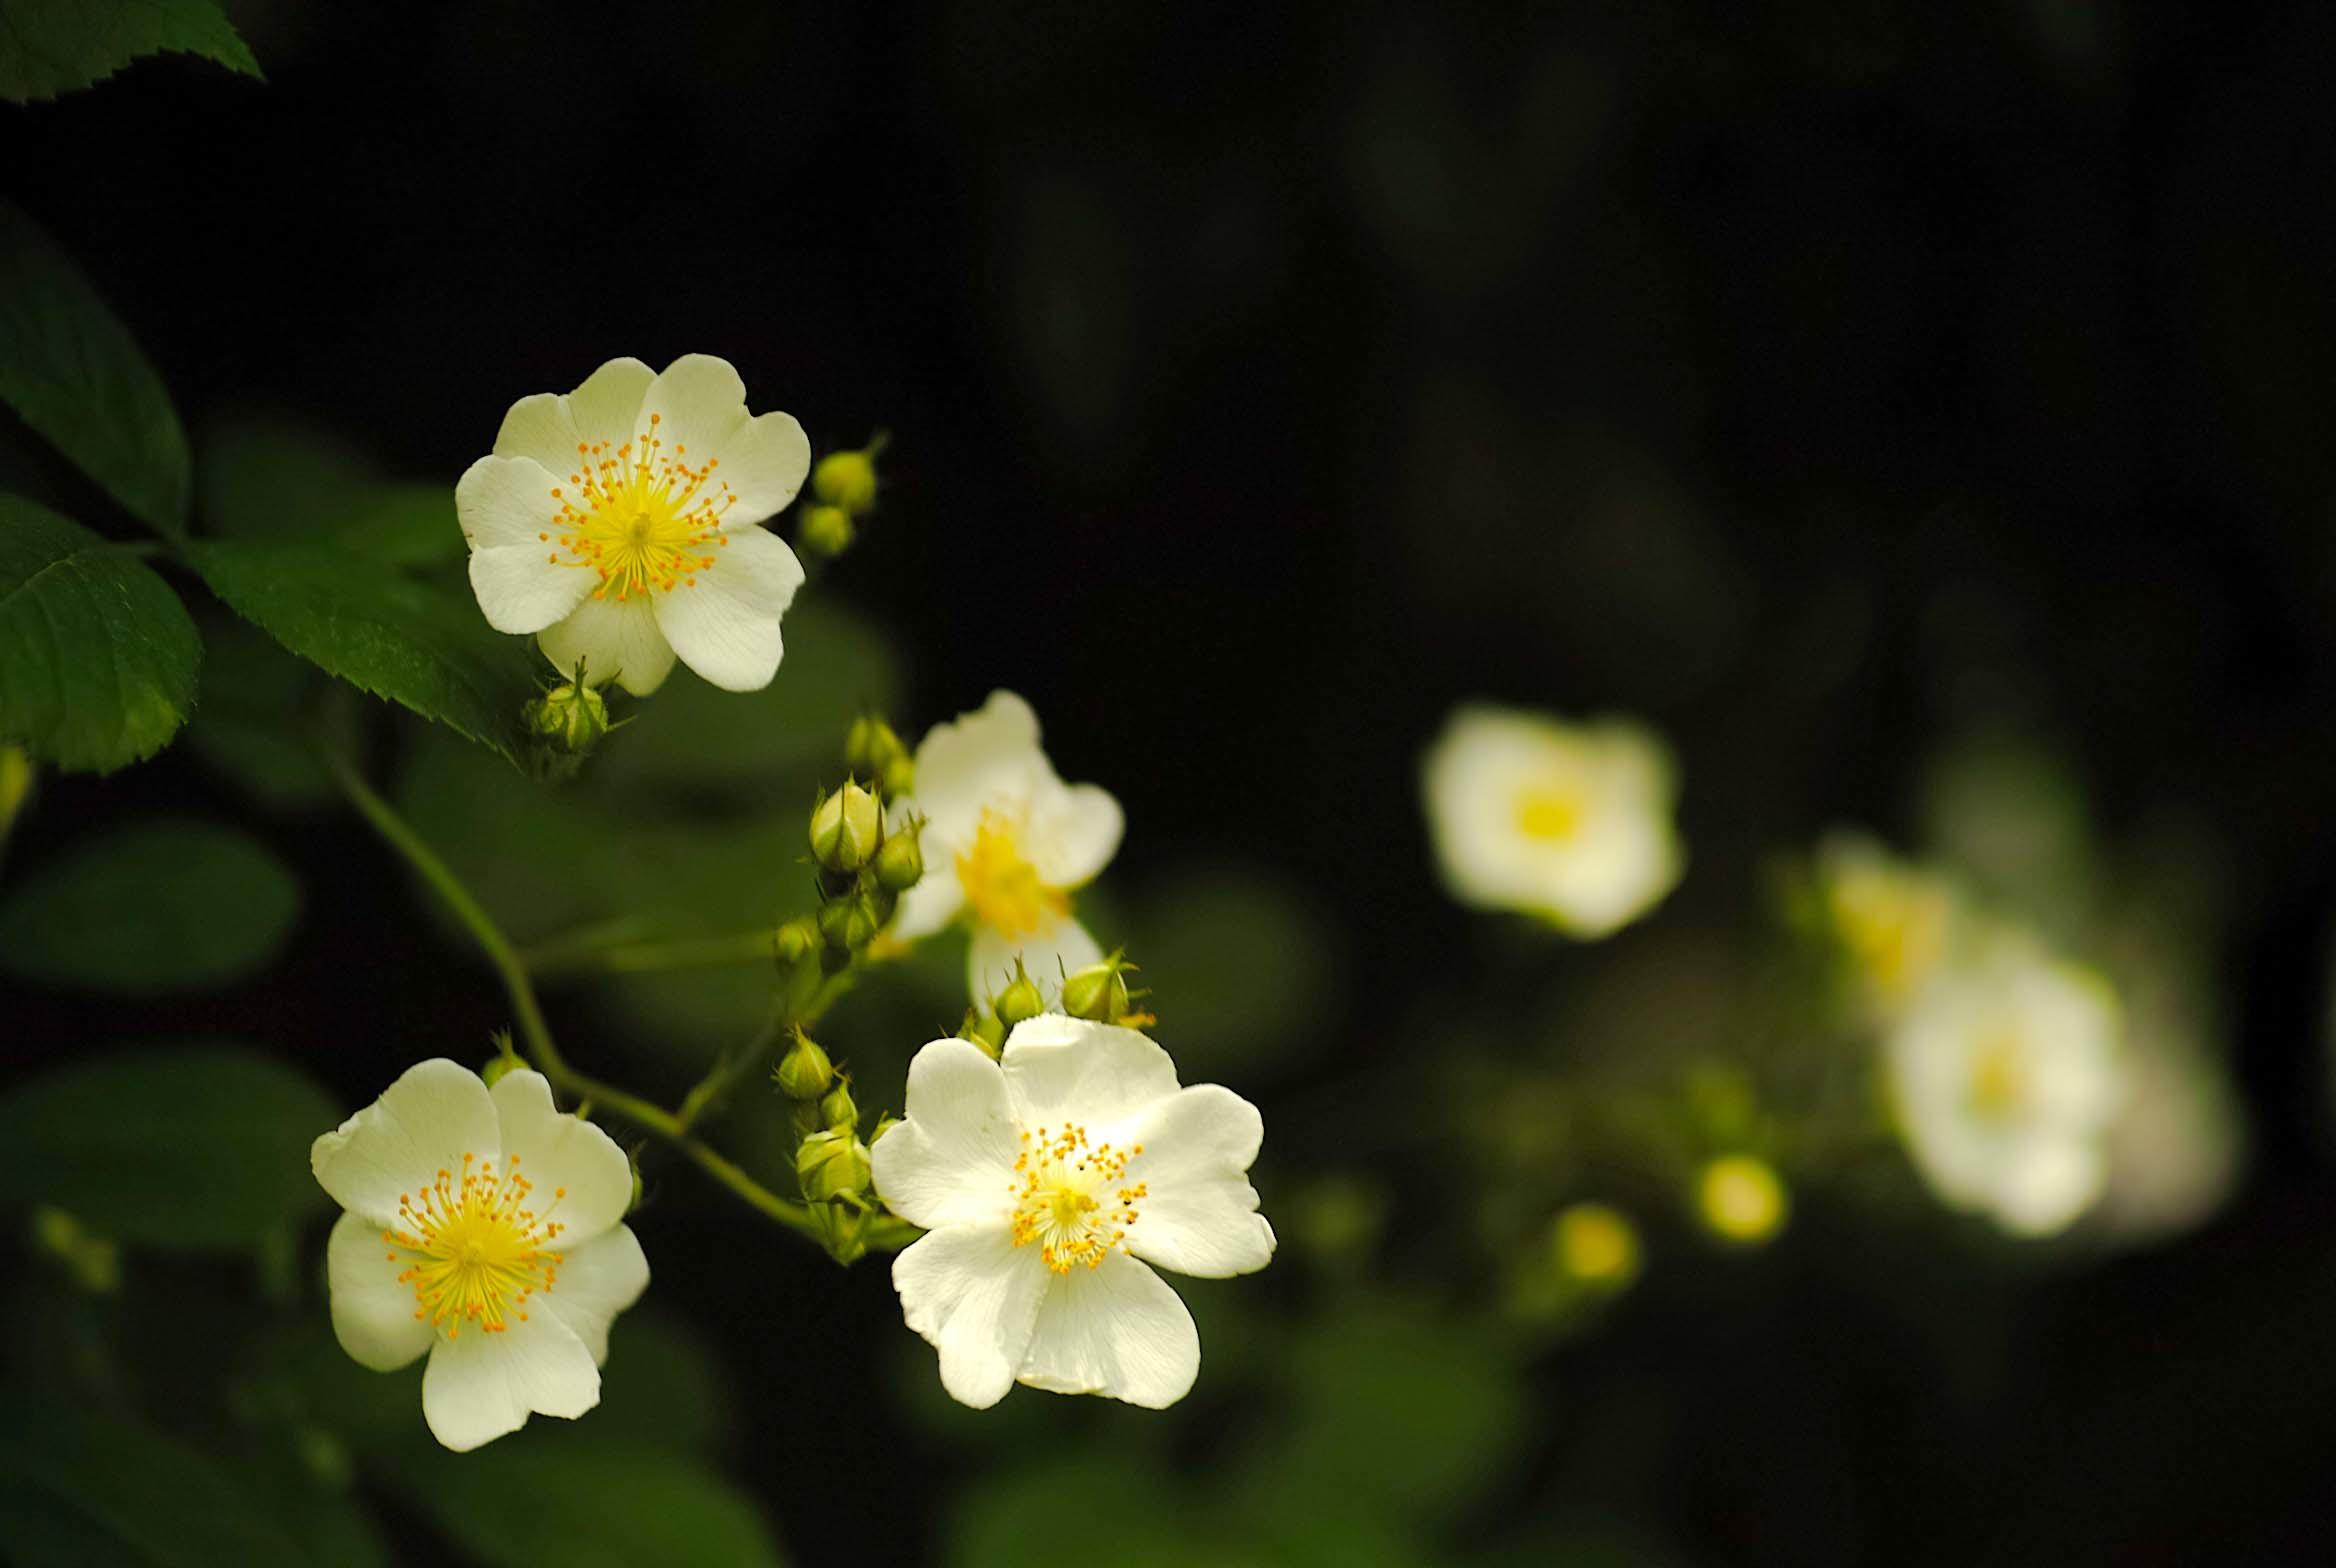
[1968,1032,2030,1118]
[957,810,1068,937]
[1833,879,1947,1001]
[1008,1124,1147,1274]
[542,412,737,601]
[382,1152,568,1338]
[1514,782,1587,842]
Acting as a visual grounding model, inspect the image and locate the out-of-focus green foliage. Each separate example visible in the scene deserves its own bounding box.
[183,613,360,808]
[1123,864,1339,1078]
[0,0,258,104]
[0,1046,335,1247]
[0,202,189,532]
[0,497,199,772]
[0,818,297,990]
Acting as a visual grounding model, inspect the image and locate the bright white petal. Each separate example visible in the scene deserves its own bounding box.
[911,691,1048,844]
[887,872,965,943]
[326,1210,433,1372]
[563,356,657,451]
[1995,1139,2107,1237]
[1001,1015,1180,1130]
[534,1223,649,1367]
[468,544,593,636]
[489,1070,634,1246]
[1018,1250,1199,1408]
[709,410,810,526]
[892,1225,1051,1409]
[420,1310,600,1452]
[455,455,560,551]
[968,914,1103,1007]
[538,593,677,695]
[491,392,581,474]
[1027,783,1123,889]
[312,1059,501,1228]
[639,353,749,459]
[870,1039,1019,1231]
[1119,1085,1276,1279]
[649,526,804,692]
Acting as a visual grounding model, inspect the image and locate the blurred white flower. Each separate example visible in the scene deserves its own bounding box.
[888,691,1124,1002]
[1421,704,1683,937]
[871,1016,1274,1409]
[1886,946,2125,1238]
[1815,832,1964,1020]
[311,1059,648,1451]
[457,354,809,696]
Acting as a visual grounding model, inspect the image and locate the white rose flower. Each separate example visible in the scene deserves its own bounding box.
[311,1059,649,1451]
[456,354,809,696]
[1421,704,1684,937]
[1886,947,2125,1237]
[871,1016,1274,1409]
[888,691,1124,1002]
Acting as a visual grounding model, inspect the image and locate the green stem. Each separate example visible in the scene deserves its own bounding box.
[521,928,780,979]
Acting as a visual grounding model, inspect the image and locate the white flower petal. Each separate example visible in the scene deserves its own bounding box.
[968,914,1103,1008]
[1001,1015,1180,1130]
[887,872,966,944]
[312,1059,502,1228]
[910,691,1048,845]
[1027,783,1123,890]
[1017,1250,1199,1408]
[534,1223,649,1367]
[563,356,657,450]
[538,593,677,695]
[638,354,749,459]
[870,1039,1019,1231]
[420,1309,600,1452]
[455,455,560,551]
[1994,1141,2107,1237]
[649,525,804,692]
[892,1224,1051,1409]
[1119,1085,1276,1279]
[468,544,594,636]
[488,1070,634,1246]
[491,392,581,475]
[325,1209,433,1372]
[708,409,811,526]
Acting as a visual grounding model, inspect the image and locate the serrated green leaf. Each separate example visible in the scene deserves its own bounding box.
[0,203,190,532]
[0,494,199,772]
[0,818,297,991]
[193,538,538,765]
[0,0,260,104]
[0,1044,336,1248]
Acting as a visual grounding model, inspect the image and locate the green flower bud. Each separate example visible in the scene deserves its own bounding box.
[820,1076,859,1132]
[845,714,908,781]
[797,1128,872,1202]
[881,752,916,799]
[1062,950,1141,1024]
[995,961,1046,1030]
[1696,1155,1789,1247]
[798,503,855,558]
[480,1053,520,1088]
[812,448,880,514]
[875,821,924,893]
[810,779,882,871]
[774,915,821,969]
[773,1029,834,1102]
[957,1007,1006,1059]
[871,1111,901,1145]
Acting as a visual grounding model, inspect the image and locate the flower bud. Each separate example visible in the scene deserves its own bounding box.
[524,675,610,750]
[811,445,881,515]
[870,1112,901,1145]
[995,962,1046,1030]
[480,1053,520,1088]
[844,714,908,781]
[957,1007,1006,1059]
[1553,1202,1642,1289]
[820,1076,859,1132]
[1062,950,1141,1024]
[773,1028,834,1102]
[1696,1155,1789,1247]
[774,914,821,969]
[797,1128,872,1202]
[881,752,916,799]
[875,821,924,893]
[798,503,855,559]
[809,779,882,872]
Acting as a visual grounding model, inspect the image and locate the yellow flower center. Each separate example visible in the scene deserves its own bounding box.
[1968,1030,2029,1119]
[956,810,1069,938]
[1834,880,1946,1002]
[538,412,736,602]
[381,1152,568,1339]
[1514,782,1588,843]
[1008,1124,1147,1274]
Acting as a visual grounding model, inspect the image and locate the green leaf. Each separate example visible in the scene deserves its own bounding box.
[1127,863,1340,1078]
[193,538,539,766]
[0,203,190,532]
[0,1392,305,1567]
[379,1438,784,1568]
[0,494,199,772]
[0,0,260,104]
[0,1045,337,1248]
[0,819,298,991]
[196,411,464,565]
[183,611,362,809]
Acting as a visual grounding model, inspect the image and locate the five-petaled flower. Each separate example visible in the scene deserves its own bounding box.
[457,354,809,696]
[872,1015,1275,1409]
[1421,703,1684,938]
[888,691,1124,1003]
[311,1059,649,1451]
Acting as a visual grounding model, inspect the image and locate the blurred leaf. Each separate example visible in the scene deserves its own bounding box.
[0,819,297,991]
[0,203,190,530]
[1127,864,1338,1077]
[0,1045,336,1248]
[378,1437,784,1568]
[183,612,361,808]
[342,483,465,567]
[0,1391,304,1566]
[196,412,463,564]
[593,1311,739,1454]
[194,538,537,766]
[0,495,199,772]
[948,1455,1204,1568]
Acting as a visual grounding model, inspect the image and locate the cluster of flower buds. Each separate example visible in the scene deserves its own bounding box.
[521,661,616,781]
[797,432,889,561]
[773,1025,878,1261]
[801,770,923,971]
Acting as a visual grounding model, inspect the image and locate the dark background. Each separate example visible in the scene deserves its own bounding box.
[13,1,2336,1561]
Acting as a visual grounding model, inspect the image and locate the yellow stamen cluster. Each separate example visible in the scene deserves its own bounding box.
[1008,1124,1147,1274]
[1513,780,1588,843]
[383,1152,568,1339]
[1968,1031,2030,1119]
[956,810,1069,938]
[537,412,737,601]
